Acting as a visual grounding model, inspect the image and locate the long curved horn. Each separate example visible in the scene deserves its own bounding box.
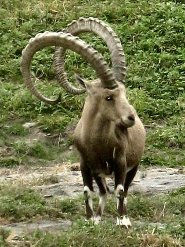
[54,17,126,94]
[21,32,117,104]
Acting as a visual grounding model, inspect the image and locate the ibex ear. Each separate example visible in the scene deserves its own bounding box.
[75,74,92,92]
[75,74,86,88]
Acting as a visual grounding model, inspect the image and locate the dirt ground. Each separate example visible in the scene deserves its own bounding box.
[1,163,185,244]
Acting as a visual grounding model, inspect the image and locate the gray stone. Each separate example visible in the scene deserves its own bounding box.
[22,122,37,129]
[3,220,72,235]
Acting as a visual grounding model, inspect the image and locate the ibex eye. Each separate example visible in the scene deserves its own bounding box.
[105,95,113,101]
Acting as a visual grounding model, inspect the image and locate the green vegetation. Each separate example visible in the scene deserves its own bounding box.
[0,184,184,246]
[0,0,184,167]
[0,184,71,221]
[0,0,185,246]
[0,0,184,168]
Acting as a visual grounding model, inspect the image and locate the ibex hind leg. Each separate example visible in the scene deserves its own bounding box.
[124,165,139,196]
[81,163,94,219]
[93,175,108,224]
[84,186,94,219]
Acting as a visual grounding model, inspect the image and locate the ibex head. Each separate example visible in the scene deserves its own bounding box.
[76,75,135,128]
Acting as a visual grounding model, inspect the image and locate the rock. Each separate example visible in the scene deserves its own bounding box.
[22,122,37,129]
[36,167,185,198]
[4,220,72,246]
[3,219,72,237]
[1,166,185,198]
[132,168,185,194]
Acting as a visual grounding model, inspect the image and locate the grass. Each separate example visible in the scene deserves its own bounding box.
[0,184,65,222]
[0,184,184,246]
[0,0,184,168]
[25,224,184,247]
[0,0,185,246]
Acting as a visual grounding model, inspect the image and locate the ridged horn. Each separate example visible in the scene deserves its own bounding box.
[54,17,126,94]
[21,32,117,104]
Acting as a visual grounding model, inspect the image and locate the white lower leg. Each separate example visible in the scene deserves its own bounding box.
[115,184,124,209]
[115,184,131,227]
[98,194,107,214]
[116,215,132,228]
[94,194,107,224]
[84,186,93,218]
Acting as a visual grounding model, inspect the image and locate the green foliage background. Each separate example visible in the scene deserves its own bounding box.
[0,0,184,165]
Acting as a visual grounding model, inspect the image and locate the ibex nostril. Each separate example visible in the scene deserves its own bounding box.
[128,115,135,122]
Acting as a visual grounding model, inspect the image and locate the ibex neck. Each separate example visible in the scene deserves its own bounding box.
[81,106,113,141]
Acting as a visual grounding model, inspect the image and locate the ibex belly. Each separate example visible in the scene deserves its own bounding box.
[98,161,114,178]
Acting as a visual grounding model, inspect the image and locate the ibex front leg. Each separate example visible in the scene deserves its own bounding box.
[114,158,132,228]
[80,161,94,219]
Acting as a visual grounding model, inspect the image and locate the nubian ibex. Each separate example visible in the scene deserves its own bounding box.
[21,17,146,227]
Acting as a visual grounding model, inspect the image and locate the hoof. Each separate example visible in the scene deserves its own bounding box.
[116,215,132,228]
[91,216,101,225]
